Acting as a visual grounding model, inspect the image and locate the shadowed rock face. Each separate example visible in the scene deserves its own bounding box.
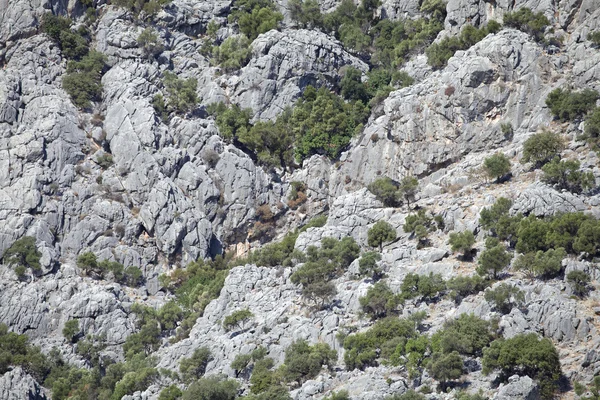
[2,0,600,398]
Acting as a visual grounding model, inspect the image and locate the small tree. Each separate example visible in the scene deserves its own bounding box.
[404,209,435,248]
[302,281,337,309]
[368,220,397,251]
[212,35,251,72]
[477,238,512,279]
[521,130,564,168]
[427,351,464,390]
[483,153,511,183]
[2,236,42,278]
[222,308,254,332]
[359,282,398,319]
[566,270,591,298]
[448,231,476,259]
[358,251,383,279]
[182,375,239,400]
[541,157,595,194]
[368,177,400,207]
[162,71,198,115]
[398,176,419,208]
[283,340,337,384]
[63,319,80,343]
[180,347,213,383]
[484,283,524,314]
[138,28,164,59]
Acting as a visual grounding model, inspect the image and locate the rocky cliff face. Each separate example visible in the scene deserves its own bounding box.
[1,0,600,399]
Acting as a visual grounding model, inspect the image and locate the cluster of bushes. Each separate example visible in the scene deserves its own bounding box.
[228,0,283,41]
[503,7,550,41]
[0,322,165,400]
[41,13,107,108]
[368,176,419,208]
[231,340,335,397]
[112,0,172,18]
[153,71,198,119]
[403,208,444,248]
[211,35,252,73]
[290,236,360,307]
[210,85,369,167]
[77,252,144,287]
[2,236,42,280]
[426,22,501,69]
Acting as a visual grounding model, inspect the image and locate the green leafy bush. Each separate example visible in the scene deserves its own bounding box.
[521,130,564,168]
[545,88,599,121]
[359,281,399,319]
[62,51,108,108]
[585,107,600,141]
[484,283,524,314]
[477,237,512,279]
[138,28,164,59]
[426,351,464,388]
[589,31,600,46]
[358,251,383,279]
[446,274,488,302]
[513,248,566,279]
[161,71,198,115]
[426,22,501,69]
[566,270,591,297]
[222,308,254,331]
[341,66,369,103]
[404,209,436,247]
[179,347,213,383]
[96,153,114,169]
[541,157,595,193]
[289,0,323,29]
[159,385,183,400]
[63,319,80,343]
[400,272,446,302]
[228,0,283,40]
[479,197,522,242]
[343,317,418,370]
[212,35,252,72]
[432,314,493,356]
[482,333,561,399]
[368,177,401,207]
[503,8,549,41]
[3,236,41,278]
[112,0,172,17]
[283,340,337,384]
[182,375,239,400]
[448,230,475,258]
[483,153,511,182]
[368,220,397,251]
[384,391,426,400]
[323,391,351,400]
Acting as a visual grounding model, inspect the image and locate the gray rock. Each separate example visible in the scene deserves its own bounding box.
[511,182,587,216]
[494,375,540,400]
[0,367,47,400]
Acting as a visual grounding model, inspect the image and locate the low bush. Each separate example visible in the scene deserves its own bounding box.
[62,51,108,108]
[223,308,254,331]
[182,375,239,400]
[63,319,80,343]
[477,238,512,279]
[446,275,488,302]
[541,157,595,193]
[138,28,164,59]
[368,177,401,207]
[513,248,566,279]
[545,88,599,121]
[566,270,591,297]
[212,35,252,72]
[368,220,397,251]
[479,197,522,243]
[400,272,446,302]
[484,283,524,314]
[521,130,564,168]
[179,347,213,383]
[482,333,561,398]
[483,153,511,182]
[228,0,283,41]
[448,230,475,259]
[431,314,493,356]
[359,281,399,319]
[2,236,42,278]
[358,251,382,279]
[283,340,337,384]
[503,7,549,41]
[404,209,437,247]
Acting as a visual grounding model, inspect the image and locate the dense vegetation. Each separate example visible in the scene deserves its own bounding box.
[2,236,42,280]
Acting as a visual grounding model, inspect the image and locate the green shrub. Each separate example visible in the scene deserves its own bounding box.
[323,391,351,400]
[292,86,368,161]
[368,177,401,207]
[96,153,114,169]
[41,13,72,43]
[384,391,426,400]
[545,88,599,121]
[426,351,464,388]
[222,308,254,331]
[400,272,445,302]
[159,385,183,400]
[589,31,600,46]
[359,281,398,319]
[179,347,213,383]
[212,35,252,72]
[3,236,42,277]
[503,8,549,41]
[239,114,295,171]
[343,317,418,370]
[341,66,369,103]
[112,0,172,16]
[477,237,512,279]
[358,251,382,279]
[289,0,323,29]
[122,322,161,359]
[541,157,595,193]
[479,197,522,242]
[432,314,493,356]
[482,333,561,399]
[182,375,239,400]
[161,71,198,115]
[446,274,488,302]
[521,130,564,168]
[566,270,591,298]
[513,248,566,279]
[484,153,511,182]
[228,0,283,41]
[63,319,80,343]
[585,107,600,141]
[138,28,164,59]
[283,340,337,384]
[404,209,436,247]
[368,220,397,251]
[484,283,524,314]
[62,51,107,108]
[426,22,501,69]
[448,230,475,258]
